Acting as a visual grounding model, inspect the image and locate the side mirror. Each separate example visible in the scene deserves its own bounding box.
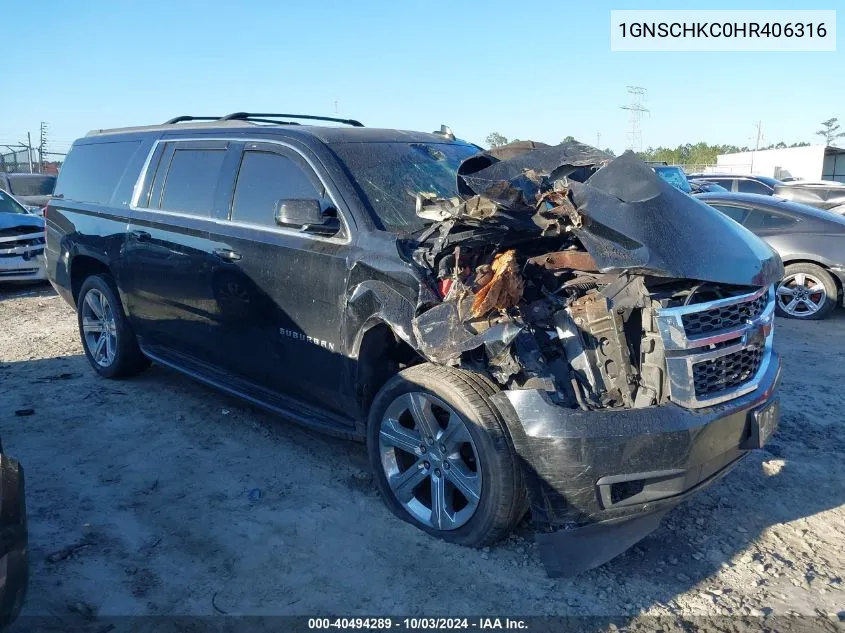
[274,199,340,236]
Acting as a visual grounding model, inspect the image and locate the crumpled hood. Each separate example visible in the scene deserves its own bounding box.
[0,213,43,231]
[456,144,782,287]
[568,152,783,286]
[774,183,845,210]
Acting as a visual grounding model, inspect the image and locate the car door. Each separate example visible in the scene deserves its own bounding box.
[122,139,238,362]
[204,141,353,414]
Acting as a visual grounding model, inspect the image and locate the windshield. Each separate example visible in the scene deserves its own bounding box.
[654,166,692,193]
[330,141,480,232]
[0,190,29,214]
[8,175,56,197]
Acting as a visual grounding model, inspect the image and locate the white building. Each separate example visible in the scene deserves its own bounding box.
[712,145,845,183]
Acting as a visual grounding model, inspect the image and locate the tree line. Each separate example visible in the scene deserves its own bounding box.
[484,117,845,163]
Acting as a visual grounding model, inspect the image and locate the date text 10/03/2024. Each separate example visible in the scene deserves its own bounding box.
[308,618,529,630]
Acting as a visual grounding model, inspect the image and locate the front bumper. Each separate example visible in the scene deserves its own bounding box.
[490,351,781,576]
[0,252,46,282]
[0,454,28,627]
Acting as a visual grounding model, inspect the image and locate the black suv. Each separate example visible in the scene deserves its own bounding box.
[47,114,783,575]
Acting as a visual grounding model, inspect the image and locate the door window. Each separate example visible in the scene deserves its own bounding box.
[230,150,326,228]
[737,179,773,195]
[711,178,735,192]
[158,149,227,216]
[743,209,797,230]
[710,204,750,225]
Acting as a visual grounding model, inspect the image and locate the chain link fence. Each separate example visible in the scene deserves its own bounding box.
[0,147,66,175]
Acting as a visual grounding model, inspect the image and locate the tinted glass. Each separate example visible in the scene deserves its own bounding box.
[7,175,56,197]
[0,190,28,214]
[329,141,480,232]
[737,179,773,195]
[744,209,797,230]
[710,204,750,224]
[55,141,142,204]
[710,178,734,191]
[160,149,226,216]
[231,151,324,227]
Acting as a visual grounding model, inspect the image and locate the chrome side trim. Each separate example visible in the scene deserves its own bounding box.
[129,136,352,245]
[656,285,776,409]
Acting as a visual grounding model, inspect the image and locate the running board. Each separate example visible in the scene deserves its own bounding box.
[140,344,362,441]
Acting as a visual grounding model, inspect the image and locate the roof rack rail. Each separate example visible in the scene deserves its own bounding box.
[163,115,222,124]
[220,112,364,127]
[164,113,364,127]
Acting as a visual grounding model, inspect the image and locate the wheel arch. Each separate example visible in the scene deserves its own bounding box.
[353,319,425,418]
[69,255,112,307]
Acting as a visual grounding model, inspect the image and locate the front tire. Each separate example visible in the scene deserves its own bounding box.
[367,363,526,547]
[775,263,838,320]
[77,274,149,378]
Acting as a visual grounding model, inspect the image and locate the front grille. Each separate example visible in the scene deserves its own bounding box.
[0,226,40,238]
[682,290,769,336]
[655,285,774,408]
[0,236,45,249]
[692,346,763,397]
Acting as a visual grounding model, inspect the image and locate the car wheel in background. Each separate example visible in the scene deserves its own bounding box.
[77,274,150,378]
[775,263,838,320]
[367,363,526,548]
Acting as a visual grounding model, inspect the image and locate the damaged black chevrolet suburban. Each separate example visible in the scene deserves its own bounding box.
[46,114,782,575]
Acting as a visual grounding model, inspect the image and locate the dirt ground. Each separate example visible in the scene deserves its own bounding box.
[1,283,843,628]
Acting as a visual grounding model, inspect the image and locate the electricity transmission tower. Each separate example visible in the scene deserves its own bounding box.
[621,86,649,153]
[39,122,49,173]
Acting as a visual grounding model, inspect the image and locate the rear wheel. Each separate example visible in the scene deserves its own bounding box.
[367,363,525,547]
[77,274,149,378]
[775,263,838,320]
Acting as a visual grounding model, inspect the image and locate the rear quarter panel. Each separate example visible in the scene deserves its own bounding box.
[46,135,156,306]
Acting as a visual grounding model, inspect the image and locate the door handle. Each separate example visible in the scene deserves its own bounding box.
[129,230,151,241]
[213,248,243,262]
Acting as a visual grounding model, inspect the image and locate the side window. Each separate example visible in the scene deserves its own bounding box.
[737,179,773,195]
[710,204,750,225]
[230,150,326,228]
[712,178,734,192]
[158,149,227,216]
[54,141,142,205]
[744,209,797,230]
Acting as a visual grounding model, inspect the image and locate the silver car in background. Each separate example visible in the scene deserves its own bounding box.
[0,190,46,282]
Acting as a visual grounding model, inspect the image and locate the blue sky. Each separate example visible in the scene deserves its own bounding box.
[2,0,841,154]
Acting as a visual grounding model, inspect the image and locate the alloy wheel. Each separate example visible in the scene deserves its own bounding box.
[378,392,482,531]
[776,273,827,317]
[81,289,117,367]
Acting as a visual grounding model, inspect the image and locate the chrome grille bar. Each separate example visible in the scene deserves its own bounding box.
[655,285,775,409]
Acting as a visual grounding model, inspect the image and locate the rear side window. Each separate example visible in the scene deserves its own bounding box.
[230,151,324,227]
[159,149,226,216]
[738,179,773,195]
[744,210,797,230]
[55,141,141,205]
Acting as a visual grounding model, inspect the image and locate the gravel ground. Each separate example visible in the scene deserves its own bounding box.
[0,283,843,629]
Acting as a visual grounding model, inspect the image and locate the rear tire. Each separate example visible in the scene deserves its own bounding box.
[77,274,149,378]
[367,363,525,547]
[775,263,837,320]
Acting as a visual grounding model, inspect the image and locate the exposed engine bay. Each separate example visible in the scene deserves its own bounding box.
[406,142,783,411]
